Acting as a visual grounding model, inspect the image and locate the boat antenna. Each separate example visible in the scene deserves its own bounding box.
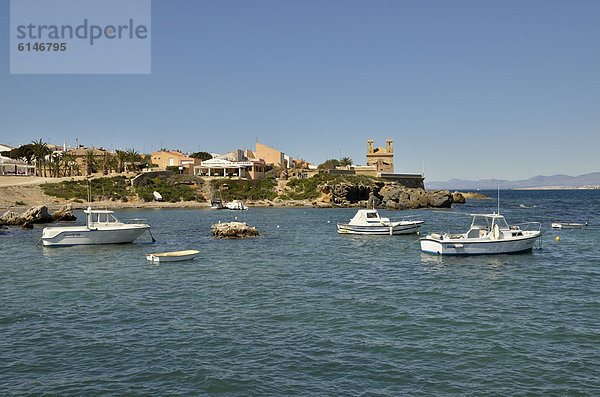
[497,185,500,214]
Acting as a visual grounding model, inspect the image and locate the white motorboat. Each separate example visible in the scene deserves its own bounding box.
[210,190,223,209]
[226,200,248,210]
[420,213,541,255]
[146,250,200,263]
[41,207,150,246]
[337,209,423,235]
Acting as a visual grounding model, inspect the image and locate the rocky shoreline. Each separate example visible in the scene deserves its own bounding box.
[0,177,490,218]
[0,204,77,229]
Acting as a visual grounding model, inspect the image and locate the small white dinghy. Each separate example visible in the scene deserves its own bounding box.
[551,222,587,229]
[146,250,200,263]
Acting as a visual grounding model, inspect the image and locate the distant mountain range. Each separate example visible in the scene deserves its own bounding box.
[426,172,600,190]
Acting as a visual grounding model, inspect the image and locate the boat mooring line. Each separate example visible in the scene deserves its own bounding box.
[401,237,421,251]
[148,229,156,243]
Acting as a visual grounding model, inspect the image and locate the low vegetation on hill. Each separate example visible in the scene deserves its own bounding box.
[42,175,204,203]
[137,176,202,202]
[42,176,131,201]
[212,178,278,201]
[39,173,461,210]
[282,174,382,200]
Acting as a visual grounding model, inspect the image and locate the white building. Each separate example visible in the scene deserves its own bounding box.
[193,158,266,180]
[0,144,14,153]
[0,156,35,175]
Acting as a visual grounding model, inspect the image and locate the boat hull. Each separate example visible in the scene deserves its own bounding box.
[420,234,540,255]
[337,222,423,235]
[146,250,200,263]
[42,226,149,246]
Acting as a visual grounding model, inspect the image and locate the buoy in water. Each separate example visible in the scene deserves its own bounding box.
[555,236,560,242]
[235,216,238,220]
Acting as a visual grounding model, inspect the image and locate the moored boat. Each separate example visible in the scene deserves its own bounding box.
[420,213,541,255]
[146,250,200,263]
[337,209,423,235]
[210,189,224,209]
[226,200,248,210]
[551,222,587,229]
[41,207,150,246]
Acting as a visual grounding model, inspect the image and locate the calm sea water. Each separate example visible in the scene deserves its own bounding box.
[1,190,599,395]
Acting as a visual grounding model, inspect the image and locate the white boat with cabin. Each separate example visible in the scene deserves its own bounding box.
[210,190,224,209]
[420,213,541,255]
[226,200,248,210]
[41,207,150,246]
[337,209,424,235]
[146,250,200,263]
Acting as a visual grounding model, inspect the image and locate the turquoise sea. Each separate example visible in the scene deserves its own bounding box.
[1,190,599,395]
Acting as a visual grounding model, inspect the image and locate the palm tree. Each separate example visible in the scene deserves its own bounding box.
[125,149,142,172]
[100,152,115,175]
[62,153,77,176]
[340,157,353,166]
[71,163,81,176]
[85,149,97,175]
[50,153,62,177]
[115,150,127,173]
[30,139,51,177]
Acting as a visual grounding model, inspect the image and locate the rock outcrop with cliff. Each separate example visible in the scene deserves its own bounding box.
[0,205,77,228]
[316,181,465,210]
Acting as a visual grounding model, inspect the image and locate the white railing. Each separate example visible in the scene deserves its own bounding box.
[512,222,542,232]
[390,214,424,223]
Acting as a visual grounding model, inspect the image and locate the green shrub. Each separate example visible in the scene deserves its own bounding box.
[283,174,382,200]
[212,178,278,201]
[42,176,131,201]
[136,176,199,202]
[14,201,26,206]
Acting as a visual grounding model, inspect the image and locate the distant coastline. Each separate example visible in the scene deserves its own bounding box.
[426,172,600,191]
[516,186,600,190]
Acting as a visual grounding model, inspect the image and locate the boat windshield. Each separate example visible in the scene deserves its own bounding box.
[366,212,378,219]
[492,217,509,230]
[89,212,119,223]
[471,215,491,229]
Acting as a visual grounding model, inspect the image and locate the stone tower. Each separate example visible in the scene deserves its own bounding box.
[366,139,394,173]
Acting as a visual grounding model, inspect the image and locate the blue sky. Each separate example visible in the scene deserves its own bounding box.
[1,0,599,181]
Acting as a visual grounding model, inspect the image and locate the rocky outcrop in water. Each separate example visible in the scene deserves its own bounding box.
[52,204,77,222]
[211,222,259,238]
[316,181,465,210]
[0,205,77,227]
[1,205,53,226]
